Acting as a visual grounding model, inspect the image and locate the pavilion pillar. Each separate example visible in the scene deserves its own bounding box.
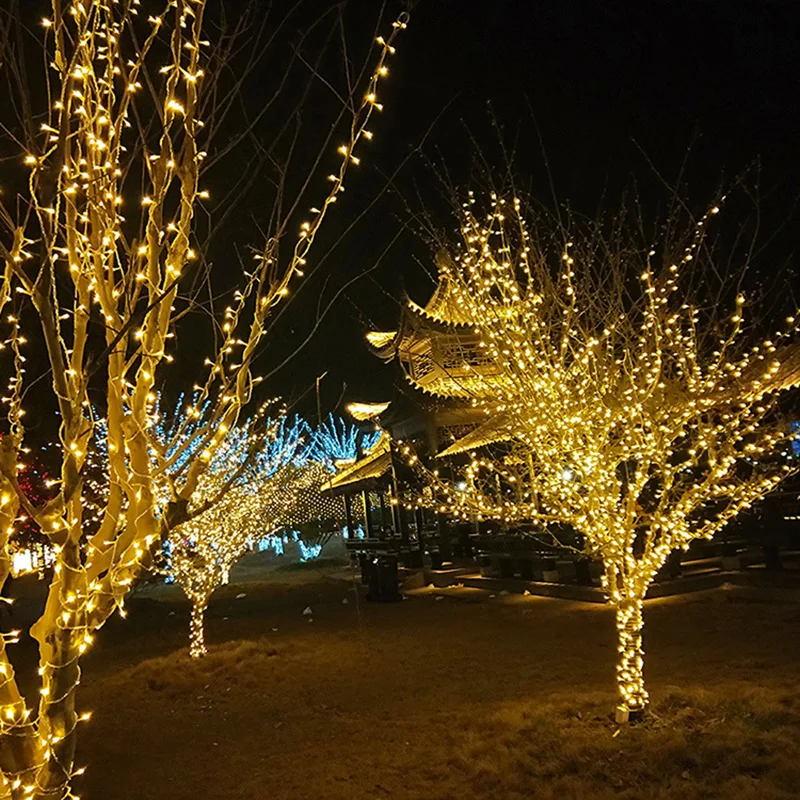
[379,492,390,538]
[390,457,407,545]
[398,499,410,548]
[362,489,375,538]
[415,507,426,552]
[344,494,354,538]
[390,496,401,536]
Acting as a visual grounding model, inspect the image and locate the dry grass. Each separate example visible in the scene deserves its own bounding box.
[65,563,800,799]
[448,687,800,800]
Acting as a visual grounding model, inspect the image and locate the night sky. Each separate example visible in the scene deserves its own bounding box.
[6,0,800,430]
[262,0,800,420]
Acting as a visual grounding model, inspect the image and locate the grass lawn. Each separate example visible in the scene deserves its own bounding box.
[43,555,800,799]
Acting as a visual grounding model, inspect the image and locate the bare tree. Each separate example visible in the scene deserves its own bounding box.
[0,0,408,795]
[404,189,800,721]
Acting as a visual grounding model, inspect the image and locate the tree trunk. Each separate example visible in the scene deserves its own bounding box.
[189,600,207,659]
[615,596,648,718]
[32,634,81,799]
[0,725,41,800]
[0,646,42,797]
[29,536,84,799]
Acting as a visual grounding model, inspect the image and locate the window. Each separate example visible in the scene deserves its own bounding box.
[440,337,493,371]
[412,348,435,380]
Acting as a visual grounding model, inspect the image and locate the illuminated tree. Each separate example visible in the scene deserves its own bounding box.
[166,413,373,655]
[407,191,800,721]
[6,456,54,577]
[166,415,308,657]
[277,461,347,558]
[310,413,381,467]
[0,1,407,795]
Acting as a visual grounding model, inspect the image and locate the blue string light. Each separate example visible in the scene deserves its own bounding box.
[309,413,380,469]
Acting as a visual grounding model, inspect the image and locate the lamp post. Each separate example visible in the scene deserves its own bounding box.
[316,371,328,427]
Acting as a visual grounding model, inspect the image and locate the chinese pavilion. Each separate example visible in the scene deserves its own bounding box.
[362,250,501,453]
[323,251,505,570]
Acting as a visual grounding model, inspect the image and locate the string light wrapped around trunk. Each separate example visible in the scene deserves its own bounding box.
[0,1,409,793]
[395,190,800,718]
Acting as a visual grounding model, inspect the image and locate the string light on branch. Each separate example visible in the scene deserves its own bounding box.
[0,0,410,794]
[399,191,800,720]
[163,413,364,656]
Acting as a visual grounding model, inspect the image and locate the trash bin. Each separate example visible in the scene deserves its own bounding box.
[721,542,741,572]
[519,558,535,580]
[667,549,683,579]
[479,554,493,577]
[430,551,444,570]
[367,555,400,602]
[498,557,515,579]
[541,557,559,583]
[763,542,782,571]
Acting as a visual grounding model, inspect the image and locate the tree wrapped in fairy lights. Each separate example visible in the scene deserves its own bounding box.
[166,415,309,657]
[0,0,408,794]
[310,413,381,468]
[7,456,54,577]
[277,462,346,559]
[293,415,378,553]
[166,412,371,654]
[407,190,800,720]
[276,414,380,554]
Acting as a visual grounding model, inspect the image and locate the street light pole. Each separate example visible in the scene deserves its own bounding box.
[316,370,328,427]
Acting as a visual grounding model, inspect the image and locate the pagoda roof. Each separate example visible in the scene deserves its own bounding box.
[436,412,513,457]
[365,251,474,362]
[400,368,501,400]
[345,401,391,420]
[323,432,392,494]
[735,344,800,400]
[405,278,473,328]
[404,249,475,327]
[436,343,800,457]
[364,331,397,351]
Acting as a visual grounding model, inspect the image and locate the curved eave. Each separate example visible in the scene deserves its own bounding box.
[365,330,400,361]
[402,370,470,398]
[437,413,513,457]
[364,301,475,364]
[322,432,392,494]
[346,402,391,421]
[401,368,501,401]
[737,344,800,400]
[405,297,474,330]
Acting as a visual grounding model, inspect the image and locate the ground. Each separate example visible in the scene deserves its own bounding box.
[13,553,800,799]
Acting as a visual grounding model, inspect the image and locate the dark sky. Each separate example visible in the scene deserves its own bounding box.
[267,0,800,419]
[5,0,800,430]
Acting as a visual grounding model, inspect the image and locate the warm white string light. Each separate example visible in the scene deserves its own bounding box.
[399,192,799,719]
[0,1,408,794]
